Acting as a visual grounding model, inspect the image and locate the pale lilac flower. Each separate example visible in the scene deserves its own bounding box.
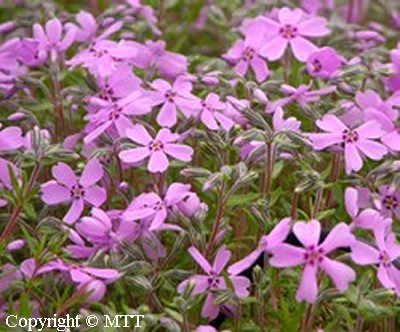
[306,47,343,79]
[270,219,356,303]
[148,77,200,127]
[33,18,76,61]
[119,124,193,173]
[259,7,329,62]
[273,107,301,133]
[228,218,291,275]
[308,114,388,174]
[351,227,400,294]
[41,159,107,224]
[197,93,235,131]
[385,46,400,92]
[126,0,161,35]
[223,35,269,82]
[178,246,250,319]
[122,183,198,230]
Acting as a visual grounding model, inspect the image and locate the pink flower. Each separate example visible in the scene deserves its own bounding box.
[118,124,193,173]
[306,47,343,79]
[345,187,391,231]
[270,219,355,303]
[308,114,388,174]
[228,218,291,275]
[375,185,400,219]
[148,77,200,127]
[33,18,76,61]
[177,246,250,319]
[0,126,24,151]
[351,227,400,294]
[197,93,234,131]
[223,35,269,82]
[259,7,329,62]
[41,159,107,224]
[122,183,197,230]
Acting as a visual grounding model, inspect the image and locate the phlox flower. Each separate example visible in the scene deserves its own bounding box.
[122,183,200,230]
[71,11,122,42]
[351,227,400,294]
[66,208,136,259]
[259,7,329,62]
[0,126,24,151]
[33,18,76,61]
[38,259,120,301]
[177,246,250,319]
[308,114,388,174]
[223,35,269,83]
[118,124,193,173]
[68,40,138,78]
[306,47,343,79]
[345,187,392,231]
[41,159,106,224]
[375,185,400,219]
[197,93,235,131]
[228,218,291,275]
[83,90,153,144]
[148,76,200,127]
[270,219,355,303]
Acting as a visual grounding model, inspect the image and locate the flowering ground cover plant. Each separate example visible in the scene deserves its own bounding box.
[1,0,400,331]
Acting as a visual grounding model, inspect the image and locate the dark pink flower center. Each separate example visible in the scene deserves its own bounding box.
[200,100,212,112]
[303,245,324,265]
[383,195,398,210]
[108,107,122,121]
[70,184,85,199]
[379,251,391,267]
[149,140,164,151]
[242,47,255,61]
[207,271,220,288]
[342,129,359,143]
[312,59,322,72]
[279,24,298,39]
[165,90,176,103]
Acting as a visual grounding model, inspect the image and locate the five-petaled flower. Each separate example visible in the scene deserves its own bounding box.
[41,159,106,224]
[118,124,193,173]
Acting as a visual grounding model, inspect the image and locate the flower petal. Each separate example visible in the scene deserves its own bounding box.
[164,143,193,162]
[293,219,320,248]
[63,199,84,224]
[41,181,71,204]
[80,159,103,187]
[296,264,318,303]
[148,150,169,173]
[320,257,356,292]
[52,163,77,188]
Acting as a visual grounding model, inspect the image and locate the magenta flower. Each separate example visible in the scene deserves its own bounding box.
[351,227,400,294]
[177,246,250,319]
[228,218,291,275]
[270,219,356,303]
[259,7,329,62]
[123,183,198,230]
[308,114,388,174]
[41,159,106,224]
[149,77,200,127]
[33,18,76,61]
[197,93,234,131]
[119,124,193,173]
[223,35,269,82]
[306,47,343,79]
